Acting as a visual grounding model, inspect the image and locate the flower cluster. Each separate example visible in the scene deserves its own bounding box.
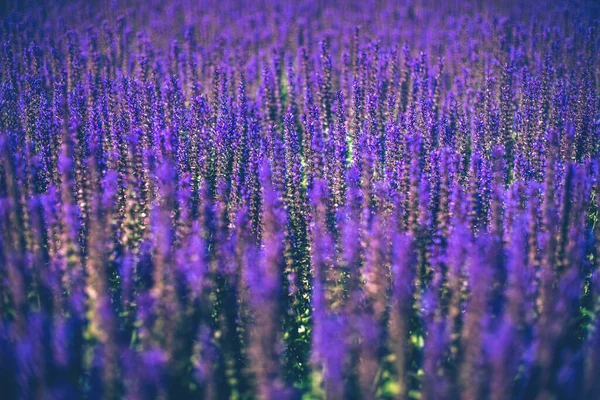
[1,0,599,398]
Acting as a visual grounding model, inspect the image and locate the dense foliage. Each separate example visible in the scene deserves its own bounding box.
[1,0,600,398]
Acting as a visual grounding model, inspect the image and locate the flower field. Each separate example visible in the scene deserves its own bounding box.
[1,0,599,398]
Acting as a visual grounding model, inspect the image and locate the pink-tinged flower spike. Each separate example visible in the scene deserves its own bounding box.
[422,288,450,400]
[65,31,83,93]
[466,150,488,236]
[229,72,250,221]
[269,122,286,194]
[148,160,180,348]
[314,312,347,400]
[488,214,531,400]
[271,48,285,119]
[355,210,391,398]
[56,129,86,319]
[350,77,364,145]
[213,68,233,185]
[443,209,470,343]
[285,55,300,130]
[260,61,280,134]
[247,161,291,400]
[166,68,188,177]
[488,146,507,320]
[27,193,56,319]
[309,179,336,318]
[309,179,345,399]
[85,162,120,400]
[0,133,28,297]
[573,69,598,162]
[533,264,583,398]
[175,170,193,243]
[557,164,591,276]
[416,52,430,118]
[509,211,537,330]
[300,46,315,115]
[434,147,453,246]
[487,319,519,400]
[85,25,102,94]
[282,110,311,319]
[428,148,453,306]
[499,63,515,183]
[220,207,254,398]
[406,132,423,234]
[415,175,432,290]
[112,129,131,246]
[334,208,362,392]
[432,57,444,121]
[210,180,250,399]
[318,39,333,136]
[539,131,559,287]
[243,117,264,241]
[388,233,416,399]
[460,235,494,400]
[385,118,402,192]
[365,90,384,181]
[124,348,168,400]
[331,91,349,209]
[307,102,326,185]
